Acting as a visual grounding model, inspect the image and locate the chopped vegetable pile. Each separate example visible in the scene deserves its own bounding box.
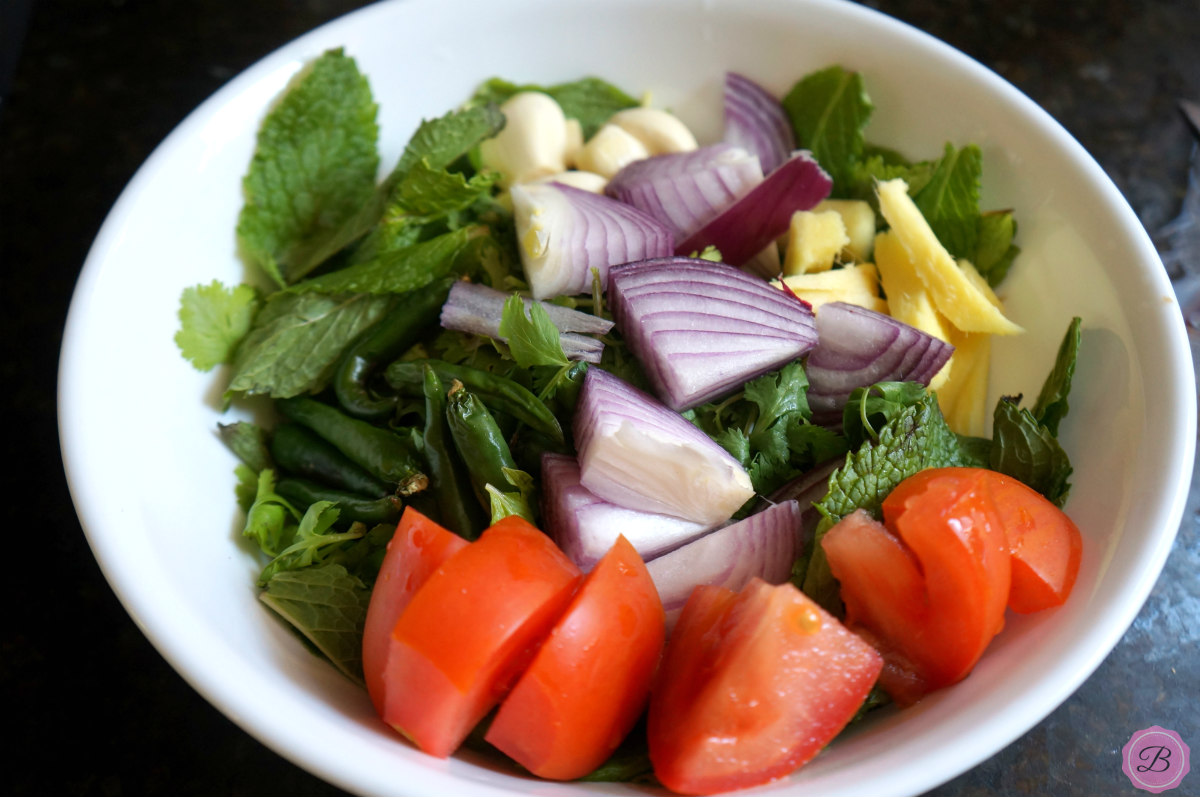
[176,48,1084,793]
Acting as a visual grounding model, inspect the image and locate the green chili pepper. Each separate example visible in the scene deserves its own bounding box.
[385,359,564,444]
[276,396,428,495]
[269,423,392,498]
[332,279,452,421]
[445,383,520,511]
[422,366,487,540]
[274,477,404,525]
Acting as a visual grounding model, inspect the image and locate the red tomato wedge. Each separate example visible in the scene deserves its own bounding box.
[362,508,468,717]
[980,470,1082,613]
[485,535,665,780]
[824,467,1012,705]
[648,578,882,795]
[382,515,581,758]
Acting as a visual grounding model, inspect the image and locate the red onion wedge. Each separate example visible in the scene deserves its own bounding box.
[675,150,833,270]
[724,72,795,176]
[540,452,716,572]
[439,280,612,363]
[510,181,675,300]
[605,144,764,241]
[573,366,755,525]
[645,499,802,632]
[607,257,818,411]
[806,301,955,423]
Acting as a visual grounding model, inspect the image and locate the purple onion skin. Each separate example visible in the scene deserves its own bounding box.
[674,150,832,269]
[806,302,955,423]
[724,72,795,175]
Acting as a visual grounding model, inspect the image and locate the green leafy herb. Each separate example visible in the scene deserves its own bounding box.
[237,49,380,286]
[227,291,392,398]
[782,66,873,195]
[1032,316,1082,436]
[913,143,983,260]
[840,381,929,449]
[286,225,485,296]
[259,563,371,683]
[175,280,260,371]
[974,210,1020,286]
[390,103,507,181]
[486,466,537,525]
[470,76,640,138]
[242,468,300,557]
[497,293,570,368]
[258,501,363,584]
[218,420,273,473]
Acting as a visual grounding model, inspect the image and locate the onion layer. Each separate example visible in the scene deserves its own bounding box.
[510,181,675,299]
[724,72,795,175]
[608,257,818,411]
[540,452,715,571]
[645,500,802,632]
[806,301,955,422]
[573,367,755,525]
[674,150,832,270]
[605,144,763,241]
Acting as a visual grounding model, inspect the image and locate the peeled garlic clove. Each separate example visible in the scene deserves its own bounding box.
[609,107,699,155]
[478,92,569,188]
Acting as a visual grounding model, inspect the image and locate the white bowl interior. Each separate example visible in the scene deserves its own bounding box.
[58,0,1196,795]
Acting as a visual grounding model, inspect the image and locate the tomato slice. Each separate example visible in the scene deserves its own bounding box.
[980,470,1082,613]
[648,578,882,795]
[485,535,665,780]
[382,515,581,758]
[824,467,1011,705]
[362,507,468,716]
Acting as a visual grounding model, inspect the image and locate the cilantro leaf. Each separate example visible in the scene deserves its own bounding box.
[241,468,300,557]
[175,280,260,371]
[227,291,392,398]
[237,49,380,285]
[840,381,929,449]
[497,293,570,368]
[913,143,983,260]
[470,76,639,138]
[258,563,371,684]
[258,501,363,584]
[486,467,537,525]
[782,66,874,195]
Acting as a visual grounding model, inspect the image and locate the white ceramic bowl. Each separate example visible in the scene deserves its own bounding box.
[58,0,1196,795]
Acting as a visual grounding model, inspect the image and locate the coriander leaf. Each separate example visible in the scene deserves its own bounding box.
[242,468,300,557]
[285,225,485,296]
[258,563,371,684]
[218,421,273,473]
[497,293,570,368]
[470,76,639,138]
[258,501,362,584]
[989,399,1074,506]
[913,143,982,260]
[840,381,929,449]
[175,280,260,371]
[235,464,259,512]
[237,49,380,285]
[846,150,936,208]
[227,291,392,398]
[1032,316,1082,436]
[782,65,873,195]
[486,467,537,525]
[974,210,1020,286]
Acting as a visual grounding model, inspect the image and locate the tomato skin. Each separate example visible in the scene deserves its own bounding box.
[362,508,468,716]
[485,536,665,780]
[825,467,1013,705]
[648,578,882,795]
[980,470,1082,613]
[382,515,581,758]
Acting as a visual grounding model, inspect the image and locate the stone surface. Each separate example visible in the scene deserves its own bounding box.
[2,1,1196,795]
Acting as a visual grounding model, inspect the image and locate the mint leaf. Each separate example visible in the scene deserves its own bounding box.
[1032,316,1081,435]
[258,563,371,684]
[218,421,273,472]
[227,291,392,398]
[237,49,380,285]
[286,225,485,296]
[497,293,570,368]
[975,210,1020,286]
[175,280,260,371]
[990,400,1074,506]
[913,143,983,260]
[390,103,507,181]
[470,76,639,138]
[782,66,873,195]
[802,394,967,611]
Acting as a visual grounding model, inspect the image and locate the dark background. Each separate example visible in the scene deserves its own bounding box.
[3,1,1198,795]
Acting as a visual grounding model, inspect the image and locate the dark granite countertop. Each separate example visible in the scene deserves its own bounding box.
[3,1,1197,795]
